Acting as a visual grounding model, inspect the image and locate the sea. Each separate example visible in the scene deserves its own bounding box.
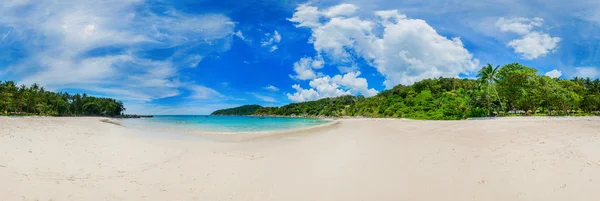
[120,115,331,133]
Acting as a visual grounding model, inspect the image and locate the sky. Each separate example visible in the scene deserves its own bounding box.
[1,0,599,114]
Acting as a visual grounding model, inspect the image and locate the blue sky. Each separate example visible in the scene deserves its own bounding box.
[1,0,599,114]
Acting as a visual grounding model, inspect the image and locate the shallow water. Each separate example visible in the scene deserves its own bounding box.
[121,115,331,133]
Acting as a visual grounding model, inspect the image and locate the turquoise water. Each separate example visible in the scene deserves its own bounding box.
[121,115,331,133]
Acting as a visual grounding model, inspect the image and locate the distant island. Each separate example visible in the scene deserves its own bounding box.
[211,105,263,116]
[212,63,600,120]
[0,81,135,117]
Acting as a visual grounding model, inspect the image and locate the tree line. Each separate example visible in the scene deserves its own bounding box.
[220,63,600,120]
[0,81,125,116]
[211,105,262,116]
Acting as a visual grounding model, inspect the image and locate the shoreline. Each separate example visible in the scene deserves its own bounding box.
[217,114,600,120]
[108,117,342,142]
[186,120,342,142]
[107,116,600,142]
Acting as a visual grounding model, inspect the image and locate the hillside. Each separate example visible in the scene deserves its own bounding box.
[212,63,600,120]
[211,104,263,116]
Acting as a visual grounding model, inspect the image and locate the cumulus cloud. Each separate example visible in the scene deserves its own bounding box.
[0,0,236,107]
[496,17,544,35]
[286,71,377,102]
[290,56,324,80]
[289,4,322,28]
[287,84,321,102]
[289,4,479,89]
[331,72,378,97]
[496,17,560,60]
[544,69,562,78]
[323,3,360,18]
[507,32,561,60]
[264,85,279,91]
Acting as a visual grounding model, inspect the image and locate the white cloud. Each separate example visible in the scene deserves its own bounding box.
[308,76,350,98]
[286,71,377,102]
[495,17,561,60]
[287,84,321,102]
[544,69,562,78]
[273,31,281,43]
[373,11,480,87]
[324,3,359,18]
[264,85,279,91]
[270,45,278,52]
[250,93,277,103]
[289,4,322,28]
[234,30,246,40]
[290,56,321,80]
[331,72,378,97]
[185,55,203,68]
[507,32,561,60]
[234,30,252,44]
[0,0,236,106]
[310,16,375,62]
[311,56,325,69]
[262,30,281,52]
[290,4,479,88]
[496,17,544,35]
[574,67,599,78]
[187,85,224,100]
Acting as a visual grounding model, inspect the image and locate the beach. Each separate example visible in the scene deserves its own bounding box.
[1,116,600,201]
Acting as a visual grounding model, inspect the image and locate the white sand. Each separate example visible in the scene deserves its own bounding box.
[2,116,600,201]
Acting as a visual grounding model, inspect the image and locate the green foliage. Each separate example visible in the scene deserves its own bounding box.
[496,63,538,110]
[0,81,125,116]
[467,107,488,118]
[211,105,263,115]
[213,63,600,120]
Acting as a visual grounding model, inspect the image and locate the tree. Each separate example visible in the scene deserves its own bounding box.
[477,64,503,116]
[582,94,600,112]
[0,81,17,114]
[0,81,126,116]
[497,63,537,113]
[214,63,600,120]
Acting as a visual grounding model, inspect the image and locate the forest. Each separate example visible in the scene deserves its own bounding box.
[222,63,600,120]
[0,81,125,116]
[211,105,263,116]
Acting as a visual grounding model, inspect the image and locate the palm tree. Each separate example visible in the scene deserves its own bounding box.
[477,64,504,116]
[17,85,28,114]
